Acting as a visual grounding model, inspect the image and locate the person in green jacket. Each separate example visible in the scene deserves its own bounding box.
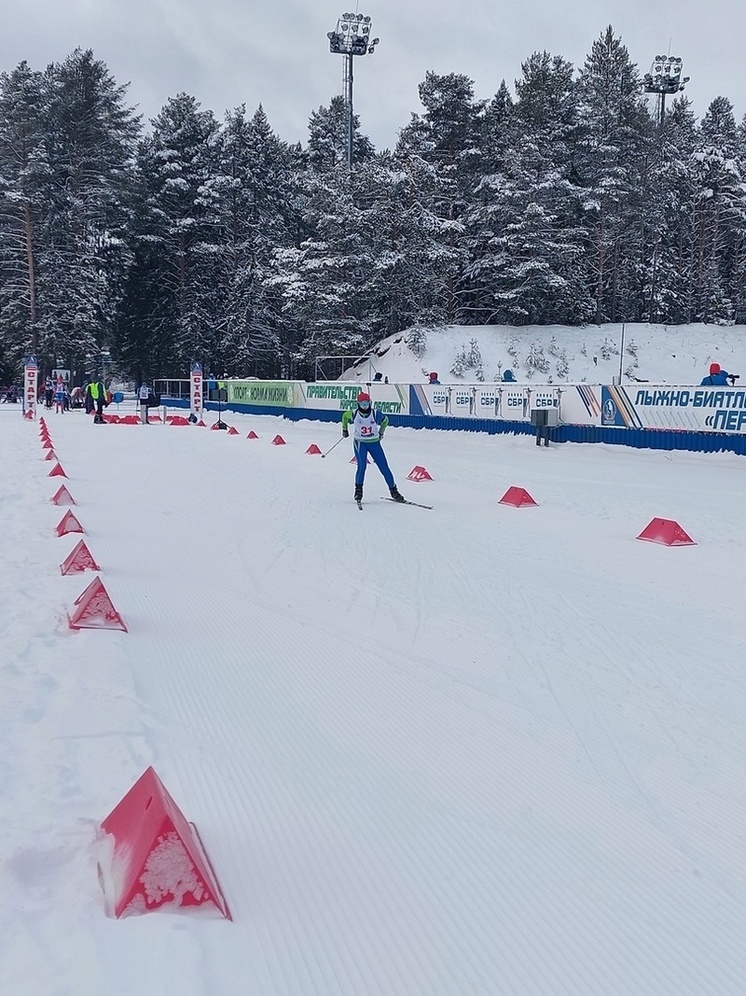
[342,392,405,504]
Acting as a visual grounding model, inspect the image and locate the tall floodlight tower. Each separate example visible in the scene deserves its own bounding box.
[327,12,379,168]
[643,55,690,132]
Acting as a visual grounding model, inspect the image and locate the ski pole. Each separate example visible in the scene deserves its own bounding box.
[321,436,345,458]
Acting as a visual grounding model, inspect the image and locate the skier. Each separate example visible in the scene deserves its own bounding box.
[53,377,65,414]
[341,392,405,505]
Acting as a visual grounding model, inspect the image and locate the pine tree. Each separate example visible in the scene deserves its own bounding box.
[0,61,49,365]
[466,52,592,325]
[113,93,219,375]
[0,51,138,374]
[577,27,654,323]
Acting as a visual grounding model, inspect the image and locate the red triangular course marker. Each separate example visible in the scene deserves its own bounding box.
[168,415,190,426]
[42,439,54,450]
[60,539,100,575]
[44,449,58,462]
[636,517,696,547]
[246,430,259,439]
[499,486,538,508]
[349,454,372,465]
[272,434,286,445]
[306,443,322,455]
[227,426,239,435]
[48,463,67,478]
[50,485,76,506]
[24,409,34,420]
[407,465,433,482]
[197,420,206,427]
[56,510,85,537]
[68,577,127,632]
[99,766,231,919]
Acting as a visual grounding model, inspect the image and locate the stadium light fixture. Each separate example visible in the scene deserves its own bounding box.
[327,11,379,168]
[643,54,690,131]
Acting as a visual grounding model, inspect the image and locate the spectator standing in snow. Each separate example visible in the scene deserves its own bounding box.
[341,392,406,505]
[502,369,517,383]
[428,372,440,385]
[138,381,151,423]
[700,362,738,387]
[88,374,107,423]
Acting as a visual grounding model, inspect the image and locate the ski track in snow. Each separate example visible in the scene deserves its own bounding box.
[2,404,746,995]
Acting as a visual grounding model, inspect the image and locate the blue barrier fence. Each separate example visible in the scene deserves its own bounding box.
[164,397,746,456]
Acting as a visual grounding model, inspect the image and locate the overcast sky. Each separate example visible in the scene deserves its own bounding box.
[3,1,743,149]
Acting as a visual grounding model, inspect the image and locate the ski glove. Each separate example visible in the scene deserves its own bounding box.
[342,428,349,438]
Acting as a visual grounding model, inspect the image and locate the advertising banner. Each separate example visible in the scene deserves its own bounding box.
[560,385,602,426]
[528,387,560,412]
[450,387,473,417]
[601,384,746,434]
[501,386,530,421]
[190,362,203,416]
[409,384,450,416]
[474,387,499,418]
[226,381,295,407]
[300,382,408,415]
[23,356,38,419]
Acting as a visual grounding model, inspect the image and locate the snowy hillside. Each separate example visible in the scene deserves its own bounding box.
[341,323,746,386]
[3,403,746,995]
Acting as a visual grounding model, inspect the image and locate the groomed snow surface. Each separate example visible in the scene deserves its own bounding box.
[2,403,746,996]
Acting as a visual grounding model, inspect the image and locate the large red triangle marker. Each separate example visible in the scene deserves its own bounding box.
[60,539,100,575]
[246,430,259,439]
[637,517,696,547]
[306,443,322,454]
[44,449,58,462]
[56,510,85,537]
[272,434,286,445]
[99,767,231,919]
[48,463,67,478]
[68,577,127,631]
[499,486,538,507]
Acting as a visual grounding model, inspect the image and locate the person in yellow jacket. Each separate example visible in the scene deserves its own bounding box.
[86,375,107,423]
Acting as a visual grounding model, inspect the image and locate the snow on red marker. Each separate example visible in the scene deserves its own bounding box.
[68,577,126,632]
[99,767,230,919]
[407,465,433,482]
[50,484,76,506]
[48,462,67,478]
[55,510,84,537]
[60,539,100,575]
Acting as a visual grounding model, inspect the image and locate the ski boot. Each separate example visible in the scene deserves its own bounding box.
[354,484,363,502]
[389,486,406,503]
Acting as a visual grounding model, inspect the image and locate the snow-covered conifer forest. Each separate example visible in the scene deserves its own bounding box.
[1,28,745,383]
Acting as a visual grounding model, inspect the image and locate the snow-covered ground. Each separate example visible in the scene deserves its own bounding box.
[342,322,746,388]
[3,401,746,996]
